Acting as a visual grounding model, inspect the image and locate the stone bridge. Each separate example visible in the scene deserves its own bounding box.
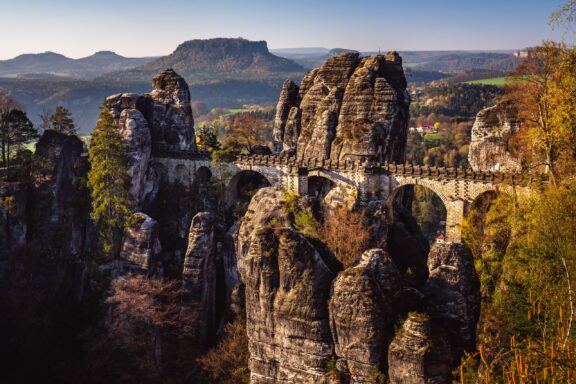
[152,148,532,243]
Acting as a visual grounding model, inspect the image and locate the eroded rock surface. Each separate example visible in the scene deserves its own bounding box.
[104,69,196,207]
[468,103,521,173]
[182,212,219,351]
[388,312,452,384]
[244,227,336,384]
[424,242,481,361]
[120,213,162,274]
[273,52,410,162]
[330,249,401,383]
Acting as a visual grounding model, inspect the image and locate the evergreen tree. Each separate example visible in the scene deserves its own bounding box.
[88,107,132,256]
[0,109,37,171]
[50,106,77,135]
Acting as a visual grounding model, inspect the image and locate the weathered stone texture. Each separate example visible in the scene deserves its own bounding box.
[28,130,90,256]
[273,52,409,163]
[118,108,152,206]
[244,227,335,384]
[388,312,452,384]
[424,242,481,361]
[182,212,219,351]
[329,249,401,383]
[147,69,196,151]
[468,103,521,173]
[120,213,162,273]
[273,80,300,153]
[238,188,336,383]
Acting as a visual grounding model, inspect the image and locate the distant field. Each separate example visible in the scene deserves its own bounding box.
[465,77,509,86]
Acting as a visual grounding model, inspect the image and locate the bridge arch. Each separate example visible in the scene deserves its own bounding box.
[225,170,272,216]
[388,183,448,243]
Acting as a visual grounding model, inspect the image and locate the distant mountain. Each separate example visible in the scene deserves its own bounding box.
[0,51,156,79]
[108,38,307,82]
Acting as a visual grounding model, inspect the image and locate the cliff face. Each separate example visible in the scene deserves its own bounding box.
[468,103,521,173]
[106,69,196,158]
[237,187,480,383]
[272,52,410,162]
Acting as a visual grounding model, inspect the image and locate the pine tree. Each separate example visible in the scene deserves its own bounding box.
[0,109,38,171]
[50,106,77,135]
[88,107,132,256]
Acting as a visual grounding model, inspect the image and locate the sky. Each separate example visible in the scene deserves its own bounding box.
[0,0,572,59]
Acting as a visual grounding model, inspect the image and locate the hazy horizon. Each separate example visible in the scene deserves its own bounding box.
[0,0,572,60]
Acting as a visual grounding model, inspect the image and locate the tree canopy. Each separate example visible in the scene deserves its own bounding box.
[49,106,77,136]
[87,107,132,256]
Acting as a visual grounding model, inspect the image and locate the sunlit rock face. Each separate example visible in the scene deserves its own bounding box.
[272,52,410,163]
[104,69,196,207]
[468,103,521,173]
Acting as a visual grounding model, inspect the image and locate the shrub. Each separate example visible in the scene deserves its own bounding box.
[318,207,371,267]
[198,315,250,384]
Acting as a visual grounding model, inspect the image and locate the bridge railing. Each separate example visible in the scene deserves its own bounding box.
[153,149,533,184]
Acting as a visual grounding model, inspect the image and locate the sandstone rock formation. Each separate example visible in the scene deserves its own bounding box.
[236,188,291,280]
[468,103,521,173]
[273,80,299,153]
[118,108,152,205]
[106,69,196,153]
[182,212,220,351]
[28,130,90,256]
[120,212,162,274]
[388,312,452,384]
[238,188,337,383]
[244,227,336,384]
[330,249,401,383]
[272,52,410,162]
[424,242,481,361]
[105,69,196,207]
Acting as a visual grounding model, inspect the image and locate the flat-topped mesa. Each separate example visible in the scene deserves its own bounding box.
[105,68,196,154]
[273,51,410,163]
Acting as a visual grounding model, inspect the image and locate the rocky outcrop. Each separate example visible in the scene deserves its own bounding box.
[118,108,152,206]
[147,69,196,151]
[182,212,219,351]
[468,103,521,173]
[329,249,401,383]
[273,80,299,153]
[120,213,162,274]
[424,242,481,361]
[28,130,90,256]
[236,188,291,280]
[244,227,336,384]
[238,188,337,383]
[105,68,196,157]
[388,312,452,384]
[273,52,410,162]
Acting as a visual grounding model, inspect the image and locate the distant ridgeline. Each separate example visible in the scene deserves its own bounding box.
[0,38,308,134]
